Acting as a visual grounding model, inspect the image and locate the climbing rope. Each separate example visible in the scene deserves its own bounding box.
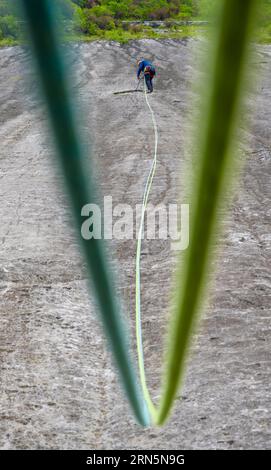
[135,78,159,421]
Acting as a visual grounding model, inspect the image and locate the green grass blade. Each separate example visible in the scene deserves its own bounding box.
[19,0,150,427]
[157,0,257,424]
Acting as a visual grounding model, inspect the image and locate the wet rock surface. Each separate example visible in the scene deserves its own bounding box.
[0,40,270,449]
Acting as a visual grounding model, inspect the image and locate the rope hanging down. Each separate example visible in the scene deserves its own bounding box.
[135,0,256,424]
[135,79,159,421]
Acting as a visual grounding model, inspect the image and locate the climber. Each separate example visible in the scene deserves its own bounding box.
[137,59,156,93]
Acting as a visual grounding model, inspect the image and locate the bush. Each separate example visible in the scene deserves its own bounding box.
[89,5,113,17]
[74,7,91,33]
[149,7,170,21]
[169,5,180,16]
[88,22,99,35]
[104,1,130,19]
[95,15,115,30]
[102,28,139,43]
[74,7,115,33]
[82,0,100,7]
[178,5,193,19]
[0,15,19,39]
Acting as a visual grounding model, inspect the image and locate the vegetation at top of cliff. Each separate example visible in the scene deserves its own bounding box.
[72,0,197,20]
[0,0,271,44]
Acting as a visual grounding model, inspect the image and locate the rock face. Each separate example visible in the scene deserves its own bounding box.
[0,39,270,449]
